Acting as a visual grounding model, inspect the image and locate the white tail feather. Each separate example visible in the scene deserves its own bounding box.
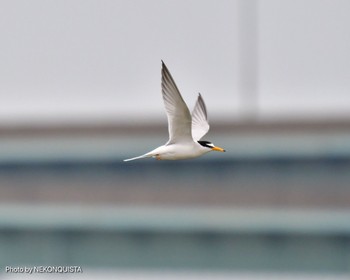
[123,154,151,162]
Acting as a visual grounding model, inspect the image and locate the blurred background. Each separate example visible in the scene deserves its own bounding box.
[0,0,350,279]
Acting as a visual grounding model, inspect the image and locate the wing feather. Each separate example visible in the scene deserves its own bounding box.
[191,93,210,141]
[161,61,193,144]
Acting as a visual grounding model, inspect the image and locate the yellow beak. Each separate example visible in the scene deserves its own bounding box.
[211,146,226,152]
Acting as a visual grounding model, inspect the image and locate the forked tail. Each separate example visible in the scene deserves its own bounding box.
[123,154,151,162]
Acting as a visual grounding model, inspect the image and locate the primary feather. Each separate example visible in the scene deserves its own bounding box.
[161,61,193,144]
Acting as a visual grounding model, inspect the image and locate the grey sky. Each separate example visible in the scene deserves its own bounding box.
[0,0,349,124]
[259,0,350,119]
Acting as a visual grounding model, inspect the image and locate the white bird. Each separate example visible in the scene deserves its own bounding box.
[124,61,225,162]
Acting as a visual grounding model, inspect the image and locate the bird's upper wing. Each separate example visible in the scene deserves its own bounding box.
[191,93,210,141]
[161,61,193,144]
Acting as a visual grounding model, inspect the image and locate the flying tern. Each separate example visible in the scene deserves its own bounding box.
[124,61,225,162]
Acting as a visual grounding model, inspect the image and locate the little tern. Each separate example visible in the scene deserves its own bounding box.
[124,61,225,161]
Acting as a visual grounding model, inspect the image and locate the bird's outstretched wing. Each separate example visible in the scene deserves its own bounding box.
[161,61,193,144]
[191,93,210,141]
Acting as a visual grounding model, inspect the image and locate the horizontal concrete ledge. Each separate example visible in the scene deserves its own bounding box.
[0,204,349,235]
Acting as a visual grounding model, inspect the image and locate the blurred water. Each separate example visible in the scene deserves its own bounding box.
[0,157,349,207]
[0,126,349,275]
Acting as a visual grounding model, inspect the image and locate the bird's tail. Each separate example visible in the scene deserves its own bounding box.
[123,154,151,162]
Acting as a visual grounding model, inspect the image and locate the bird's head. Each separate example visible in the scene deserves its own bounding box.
[198,140,226,152]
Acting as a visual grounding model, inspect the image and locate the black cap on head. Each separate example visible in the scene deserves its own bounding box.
[198,140,213,148]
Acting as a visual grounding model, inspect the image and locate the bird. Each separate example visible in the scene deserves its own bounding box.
[124,61,225,162]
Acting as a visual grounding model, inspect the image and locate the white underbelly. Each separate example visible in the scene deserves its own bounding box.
[153,143,208,160]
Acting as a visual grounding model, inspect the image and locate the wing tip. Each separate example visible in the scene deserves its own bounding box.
[161,60,169,75]
[161,60,167,70]
[194,92,208,120]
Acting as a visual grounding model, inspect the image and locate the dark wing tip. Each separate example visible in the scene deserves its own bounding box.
[161,60,167,71]
[161,60,169,76]
[197,93,208,119]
